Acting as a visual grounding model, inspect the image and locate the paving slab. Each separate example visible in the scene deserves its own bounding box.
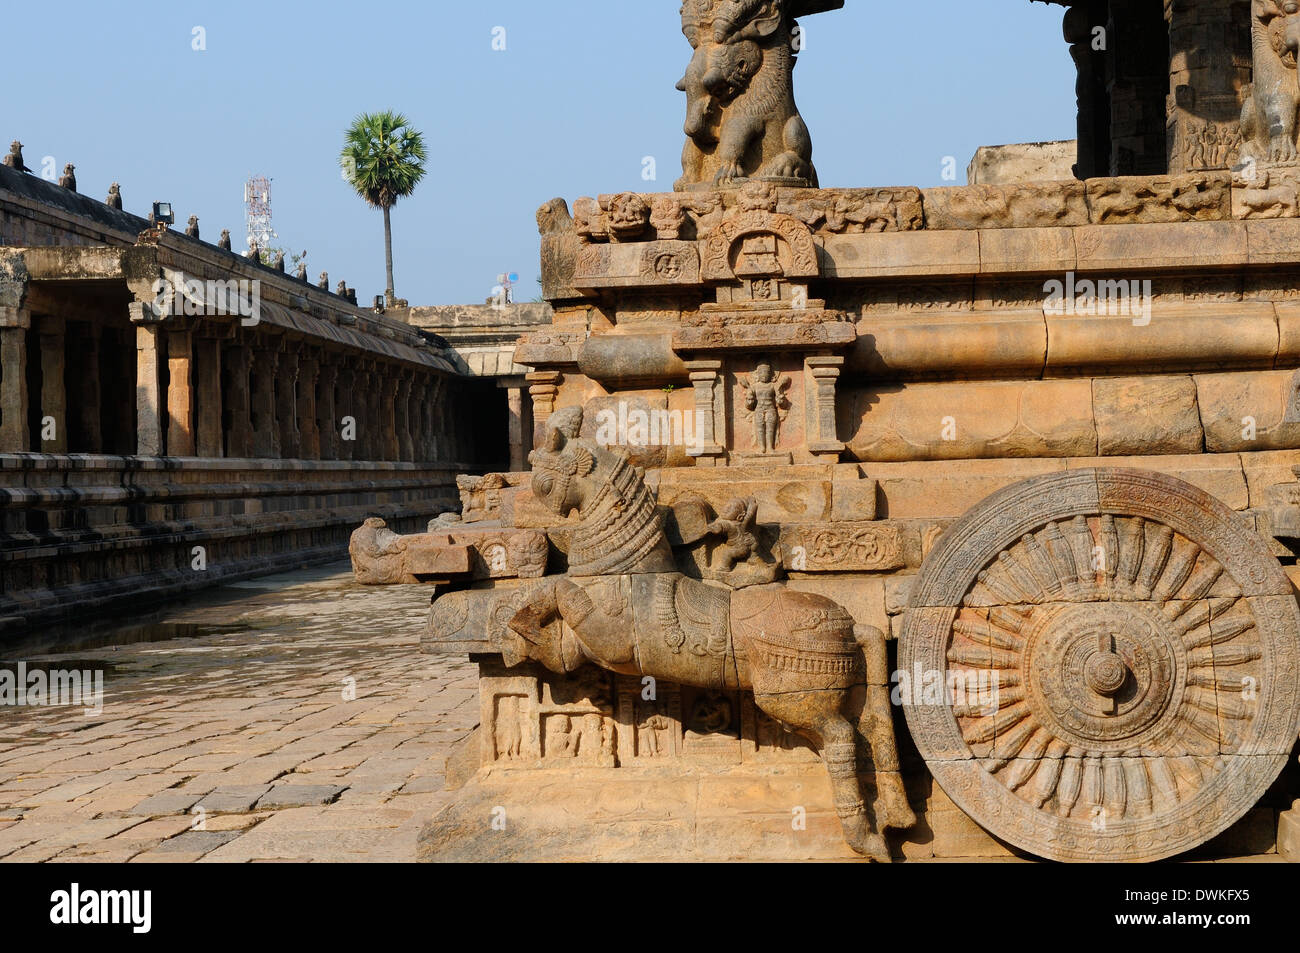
[0,564,475,863]
[194,785,273,814]
[127,791,202,816]
[255,784,347,810]
[151,830,243,855]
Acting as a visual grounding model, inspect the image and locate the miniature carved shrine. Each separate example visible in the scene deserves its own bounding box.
[353,0,1300,862]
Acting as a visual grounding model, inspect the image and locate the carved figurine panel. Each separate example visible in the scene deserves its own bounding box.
[480,661,618,769]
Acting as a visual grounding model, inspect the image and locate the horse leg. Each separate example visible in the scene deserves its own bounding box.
[855,626,917,831]
[754,690,891,863]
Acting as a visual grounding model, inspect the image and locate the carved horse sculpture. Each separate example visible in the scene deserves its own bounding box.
[497,408,914,860]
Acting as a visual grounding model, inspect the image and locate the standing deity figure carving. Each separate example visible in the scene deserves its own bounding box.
[740,362,791,453]
[58,164,76,192]
[1241,0,1300,167]
[706,497,760,572]
[105,183,123,210]
[675,0,843,190]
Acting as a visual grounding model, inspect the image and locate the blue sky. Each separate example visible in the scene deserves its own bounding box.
[5,0,1076,305]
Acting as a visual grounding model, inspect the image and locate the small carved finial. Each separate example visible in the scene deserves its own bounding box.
[217,228,231,250]
[336,280,348,297]
[272,250,285,272]
[58,164,76,191]
[185,215,199,239]
[296,262,308,281]
[2,141,27,172]
[318,271,329,290]
[105,182,122,209]
[245,242,260,261]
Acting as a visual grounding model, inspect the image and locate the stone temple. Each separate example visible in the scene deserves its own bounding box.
[346,0,1300,863]
[4,0,1300,863]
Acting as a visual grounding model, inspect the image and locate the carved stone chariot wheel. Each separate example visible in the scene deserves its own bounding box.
[901,469,1300,862]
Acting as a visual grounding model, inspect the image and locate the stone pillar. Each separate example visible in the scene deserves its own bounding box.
[380,366,400,461]
[0,308,31,452]
[193,332,224,458]
[297,349,321,461]
[1165,0,1250,174]
[358,359,378,461]
[506,383,525,472]
[249,344,280,458]
[1064,1,1111,179]
[336,358,356,461]
[37,315,67,453]
[166,325,195,456]
[75,323,103,453]
[684,360,724,465]
[395,370,414,462]
[130,303,164,456]
[222,338,253,458]
[316,357,339,460]
[113,326,137,455]
[527,371,562,450]
[413,377,435,462]
[806,355,845,460]
[276,346,301,459]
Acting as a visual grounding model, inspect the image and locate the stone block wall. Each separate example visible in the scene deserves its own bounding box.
[0,454,462,637]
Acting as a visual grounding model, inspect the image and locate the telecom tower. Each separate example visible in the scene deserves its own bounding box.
[244,176,276,250]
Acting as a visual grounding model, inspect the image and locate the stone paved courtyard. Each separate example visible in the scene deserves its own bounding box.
[0,564,477,863]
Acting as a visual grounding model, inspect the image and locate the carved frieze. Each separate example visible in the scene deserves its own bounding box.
[480,661,617,768]
[701,206,819,282]
[673,308,853,351]
[781,522,905,572]
[922,182,1088,229]
[1085,173,1232,225]
[787,187,924,233]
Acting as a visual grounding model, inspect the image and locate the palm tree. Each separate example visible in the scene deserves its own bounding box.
[340,111,427,302]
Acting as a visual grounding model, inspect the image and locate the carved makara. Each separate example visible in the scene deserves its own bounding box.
[497,408,914,860]
[675,0,843,190]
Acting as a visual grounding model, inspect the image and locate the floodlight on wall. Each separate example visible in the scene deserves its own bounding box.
[151,202,174,226]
